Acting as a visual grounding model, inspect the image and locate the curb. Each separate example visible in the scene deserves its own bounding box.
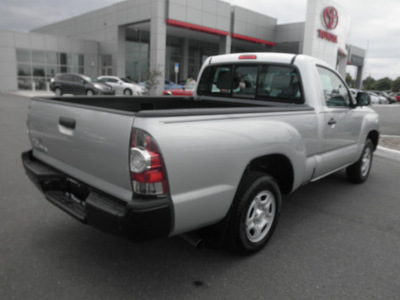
[376,146,400,161]
[376,135,400,161]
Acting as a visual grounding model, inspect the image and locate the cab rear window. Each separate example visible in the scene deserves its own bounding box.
[197,64,303,104]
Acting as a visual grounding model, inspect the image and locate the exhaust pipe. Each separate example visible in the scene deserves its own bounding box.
[180,232,204,249]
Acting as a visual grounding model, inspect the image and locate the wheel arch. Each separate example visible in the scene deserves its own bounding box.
[244,154,294,195]
[367,130,379,150]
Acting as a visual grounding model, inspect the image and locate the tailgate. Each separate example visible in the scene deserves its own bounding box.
[28,98,135,202]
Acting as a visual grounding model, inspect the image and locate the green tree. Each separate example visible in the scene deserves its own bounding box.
[362,76,375,90]
[144,69,162,95]
[345,73,354,88]
[372,77,392,91]
[391,77,400,92]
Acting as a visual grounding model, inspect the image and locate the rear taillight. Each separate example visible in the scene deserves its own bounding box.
[130,129,168,195]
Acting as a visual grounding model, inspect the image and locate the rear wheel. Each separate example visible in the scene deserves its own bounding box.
[346,139,374,183]
[225,172,281,255]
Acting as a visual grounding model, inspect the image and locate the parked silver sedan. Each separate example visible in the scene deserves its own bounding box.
[98,76,148,96]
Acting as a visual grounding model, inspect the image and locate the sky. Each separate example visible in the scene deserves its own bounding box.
[0,0,399,81]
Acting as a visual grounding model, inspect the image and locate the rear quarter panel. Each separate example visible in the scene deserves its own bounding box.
[133,111,319,235]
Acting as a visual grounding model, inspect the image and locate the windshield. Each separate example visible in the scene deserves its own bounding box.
[82,75,101,83]
[82,75,93,82]
[121,77,134,83]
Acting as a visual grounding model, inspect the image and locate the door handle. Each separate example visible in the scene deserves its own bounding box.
[327,118,337,126]
[59,117,76,129]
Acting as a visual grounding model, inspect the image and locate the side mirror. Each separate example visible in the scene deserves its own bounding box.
[356,92,370,106]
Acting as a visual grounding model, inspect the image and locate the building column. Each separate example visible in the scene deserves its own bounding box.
[182,38,189,81]
[219,35,231,54]
[116,26,126,77]
[149,0,167,95]
[337,55,347,78]
[355,66,363,89]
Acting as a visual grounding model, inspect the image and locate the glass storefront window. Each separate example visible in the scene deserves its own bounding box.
[79,55,84,67]
[17,77,32,90]
[32,77,47,91]
[32,50,45,64]
[32,65,45,77]
[16,49,31,63]
[17,64,31,76]
[126,41,148,82]
[46,52,58,65]
[60,53,67,65]
[46,65,59,78]
[16,48,86,90]
[166,43,181,82]
[188,40,218,79]
[125,25,150,83]
[67,53,79,66]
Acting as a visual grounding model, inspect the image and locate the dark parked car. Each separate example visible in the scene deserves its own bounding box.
[50,73,115,96]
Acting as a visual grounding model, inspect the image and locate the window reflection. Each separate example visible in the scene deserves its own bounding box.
[16,48,84,91]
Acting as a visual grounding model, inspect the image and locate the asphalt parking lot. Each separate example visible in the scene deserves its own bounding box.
[1,93,400,299]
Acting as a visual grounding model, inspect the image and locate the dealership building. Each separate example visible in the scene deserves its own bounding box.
[0,0,366,94]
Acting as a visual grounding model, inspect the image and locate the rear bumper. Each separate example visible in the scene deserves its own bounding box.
[22,150,172,241]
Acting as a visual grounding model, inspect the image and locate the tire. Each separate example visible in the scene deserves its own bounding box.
[86,89,94,96]
[346,139,374,183]
[225,172,281,255]
[123,89,133,96]
[54,88,62,96]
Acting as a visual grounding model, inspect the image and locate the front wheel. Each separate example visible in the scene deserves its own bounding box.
[123,89,132,96]
[346,139,374,183]
[225,172,281,255]
[86,89,94,96]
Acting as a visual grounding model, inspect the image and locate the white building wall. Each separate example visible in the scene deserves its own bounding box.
[0,30,98,91]
[302,0,350,69]
[168,0,231,32]
[231,6,276,42]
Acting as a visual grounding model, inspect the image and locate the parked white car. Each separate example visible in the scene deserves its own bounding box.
[367,91,388,104]
[98,76,148,95]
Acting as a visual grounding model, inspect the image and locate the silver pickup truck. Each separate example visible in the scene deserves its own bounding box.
[22,53,379,255]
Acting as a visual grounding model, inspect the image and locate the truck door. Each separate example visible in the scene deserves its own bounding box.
[315,66,363,177]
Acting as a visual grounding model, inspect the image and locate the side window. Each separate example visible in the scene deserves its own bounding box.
[62,74,73,81]
[257,66,302,102]
[317,66,351,107]
[232,65,258,98]
[72,75,83,83]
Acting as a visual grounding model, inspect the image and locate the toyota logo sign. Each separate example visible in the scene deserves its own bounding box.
[323,6,339,30]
